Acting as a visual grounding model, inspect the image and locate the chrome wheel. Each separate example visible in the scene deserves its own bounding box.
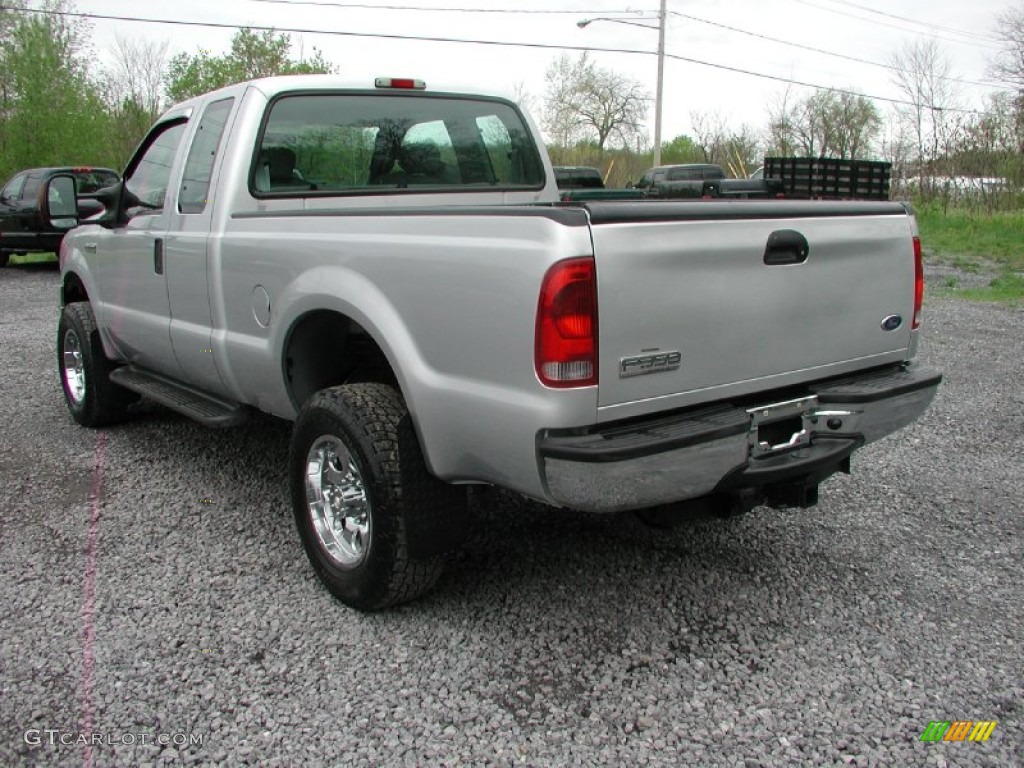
[305,435,371,568]
[62,328,86,405]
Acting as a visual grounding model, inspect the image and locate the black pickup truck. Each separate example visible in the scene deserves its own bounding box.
[634,163,783,199]
[0,166,119,266]
[553,166,646,202]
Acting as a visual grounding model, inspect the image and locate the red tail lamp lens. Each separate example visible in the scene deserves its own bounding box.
[535,257,598,387]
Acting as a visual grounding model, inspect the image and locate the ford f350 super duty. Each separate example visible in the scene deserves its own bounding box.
[53,75,941,610]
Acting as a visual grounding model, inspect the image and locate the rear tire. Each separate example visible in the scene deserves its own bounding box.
[57,302,137,427]
[289,383,458,610]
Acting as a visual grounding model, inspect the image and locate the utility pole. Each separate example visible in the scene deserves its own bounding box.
[654,0,666,167]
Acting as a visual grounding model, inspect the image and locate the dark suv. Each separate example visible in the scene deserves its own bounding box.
[0,167,119,266]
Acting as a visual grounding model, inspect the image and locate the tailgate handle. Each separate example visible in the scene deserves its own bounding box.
[764,229,809,265]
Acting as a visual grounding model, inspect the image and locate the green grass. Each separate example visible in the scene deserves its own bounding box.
[956,272,1024,304]
[916,205,1024,303]
[916,205,1024,271]
[9,252,57,266]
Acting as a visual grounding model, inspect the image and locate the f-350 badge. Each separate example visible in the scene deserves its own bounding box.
[619,350,682,378]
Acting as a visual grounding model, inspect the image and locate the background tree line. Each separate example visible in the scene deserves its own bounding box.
[0,0,332,182]
[1,0,1022,211]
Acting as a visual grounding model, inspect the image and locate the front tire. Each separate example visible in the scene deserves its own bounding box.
[289,383,456,610]
[58,302,137,427]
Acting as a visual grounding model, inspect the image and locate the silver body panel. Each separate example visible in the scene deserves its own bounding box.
[591,211,917,420]
[60,76,931,507]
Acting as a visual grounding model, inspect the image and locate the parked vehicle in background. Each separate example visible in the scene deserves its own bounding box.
[55,75,940,611]
[554,166,645,201]
[763,157,891,201]
[554,166,604,190]
[0,167,119,266]
[634,163,783,199]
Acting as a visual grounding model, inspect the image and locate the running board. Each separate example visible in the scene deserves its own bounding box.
[109,366,248,427]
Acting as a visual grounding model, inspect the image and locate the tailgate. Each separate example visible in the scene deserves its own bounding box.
[587,201,917,415]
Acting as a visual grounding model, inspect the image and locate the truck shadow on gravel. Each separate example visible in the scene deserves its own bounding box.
[106,402,889,640]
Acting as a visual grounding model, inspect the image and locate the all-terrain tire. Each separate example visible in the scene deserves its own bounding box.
[289,383,464,611]
[57,302,137,427]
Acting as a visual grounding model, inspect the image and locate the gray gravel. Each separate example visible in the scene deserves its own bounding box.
[1,261,1021,767]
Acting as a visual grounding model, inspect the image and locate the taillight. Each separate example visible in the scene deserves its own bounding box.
[535,257,598,387]
[912,236,923,330]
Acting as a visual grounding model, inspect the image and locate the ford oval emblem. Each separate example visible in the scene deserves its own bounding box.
[881,314,903,332]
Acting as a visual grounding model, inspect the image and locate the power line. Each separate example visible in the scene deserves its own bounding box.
[9,5,988,115]
[814,0,1000,44]
[787,0,996,49]
[251,0,645,14]
[669,10,1009,91]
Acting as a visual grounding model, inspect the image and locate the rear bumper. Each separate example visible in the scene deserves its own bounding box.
[538,363,941,512]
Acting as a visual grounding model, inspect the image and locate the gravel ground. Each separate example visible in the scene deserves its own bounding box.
[1,262,1021,767]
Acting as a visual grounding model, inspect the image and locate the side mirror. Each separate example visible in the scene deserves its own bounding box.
[44,175,79,230]
[88,181,125,228]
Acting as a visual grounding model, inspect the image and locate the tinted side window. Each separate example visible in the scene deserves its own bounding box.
[253,93,545,195]
[179,98,234,214]
[668,168,700,181]
[125,121,188,210]
[703,167,724,180]
[1,173,27,201]
[21,175,40,202]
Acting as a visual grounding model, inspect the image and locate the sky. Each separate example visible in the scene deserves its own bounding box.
[70,0,1017,145]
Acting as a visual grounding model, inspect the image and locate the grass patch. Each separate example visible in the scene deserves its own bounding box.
[916,205,1024,271]
[9,252,57,266]
[956,272,1024,303]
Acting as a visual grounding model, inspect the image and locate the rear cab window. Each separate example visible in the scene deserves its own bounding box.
[72,169,120,193]
[251,92,545,196]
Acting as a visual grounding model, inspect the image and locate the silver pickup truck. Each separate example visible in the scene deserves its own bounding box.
[54,75,941,610]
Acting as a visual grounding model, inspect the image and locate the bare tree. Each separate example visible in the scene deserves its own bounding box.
[762,88,880,159]
[105,33,168,118]
[542,53,649,150]
[690,111,761,175]
[888,39,961,190]
[988,4,1024,156]
[101,35,170,162]
[989,4,1024,92]
[765,86,800,156]
[690,111,727,163]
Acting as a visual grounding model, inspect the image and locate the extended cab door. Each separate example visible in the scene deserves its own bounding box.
[88,118,189,376]
[163,96,238,396]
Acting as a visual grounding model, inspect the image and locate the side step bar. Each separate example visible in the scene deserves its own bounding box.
[109,366,248,427]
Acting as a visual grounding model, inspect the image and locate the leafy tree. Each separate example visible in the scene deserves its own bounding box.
[0,1,117,180]
[659,134,703,165]
[541,53,649,151]
[165,28,335,103]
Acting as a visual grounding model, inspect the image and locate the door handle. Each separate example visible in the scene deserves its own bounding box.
[764,229,809,265]
[83,243,97,254]
[154,238,164,275]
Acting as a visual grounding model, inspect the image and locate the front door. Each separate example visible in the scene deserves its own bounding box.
[89,120,189,377]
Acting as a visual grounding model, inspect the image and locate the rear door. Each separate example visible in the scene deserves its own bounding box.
[589,201,917,417]
[164,96,238,396]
